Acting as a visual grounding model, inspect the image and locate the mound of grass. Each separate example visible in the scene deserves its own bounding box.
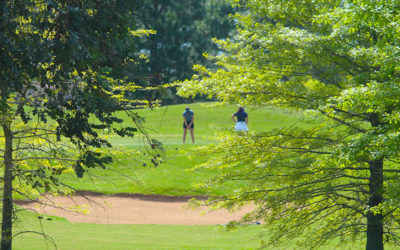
[60,103,314,196]
[60,103,317,196]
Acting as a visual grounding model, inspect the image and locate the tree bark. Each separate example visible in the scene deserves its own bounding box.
[1,123,13,250]
[366,158,384,250]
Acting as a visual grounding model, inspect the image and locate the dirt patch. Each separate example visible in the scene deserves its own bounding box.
[16,192,254,225]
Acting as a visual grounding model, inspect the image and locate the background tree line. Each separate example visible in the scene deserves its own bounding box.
[131,0,236,105]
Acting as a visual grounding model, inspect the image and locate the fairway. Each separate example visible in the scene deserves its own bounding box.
[59,103,313,196]
[109,103,308,145]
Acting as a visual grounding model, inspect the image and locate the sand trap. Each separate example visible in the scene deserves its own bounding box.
[16,192,254,225]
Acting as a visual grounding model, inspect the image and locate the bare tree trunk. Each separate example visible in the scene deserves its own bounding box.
[366,158,384,250]
[1,123,13,250]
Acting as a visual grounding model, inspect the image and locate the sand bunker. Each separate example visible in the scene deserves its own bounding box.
[16,192,254,225]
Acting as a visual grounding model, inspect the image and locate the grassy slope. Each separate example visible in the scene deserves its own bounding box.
[111,103,307,144]
[61,103,311,195]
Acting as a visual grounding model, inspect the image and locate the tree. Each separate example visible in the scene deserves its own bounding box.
[133,0,236,104]
[178,0,400,249]
[0,1,158,249]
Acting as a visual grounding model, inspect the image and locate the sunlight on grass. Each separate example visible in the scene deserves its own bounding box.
[13,208,264,250]
[61,103,315,196]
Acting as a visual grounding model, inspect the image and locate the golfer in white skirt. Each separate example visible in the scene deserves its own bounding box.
[232,106,248,131]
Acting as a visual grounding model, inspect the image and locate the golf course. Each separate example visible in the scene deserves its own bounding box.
[10,103,372,250]
[3,1,400,249]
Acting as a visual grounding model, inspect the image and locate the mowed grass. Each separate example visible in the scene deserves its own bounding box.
[60,144,223,195]
[110,103,309,145]
[13,208,380,250]
[13,209,265,250]
[61,103,314,195]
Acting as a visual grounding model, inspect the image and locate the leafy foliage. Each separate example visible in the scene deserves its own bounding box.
[1,0,159,180]
[133,0,236,104]
[0,0,161,247]
[179,0,400,249]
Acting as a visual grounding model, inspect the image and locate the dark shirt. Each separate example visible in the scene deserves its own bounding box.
[183,110,194,122]
[234,110,248,122]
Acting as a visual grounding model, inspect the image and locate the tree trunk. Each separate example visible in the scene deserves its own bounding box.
[1,123,13,250]
[366,158,384,250]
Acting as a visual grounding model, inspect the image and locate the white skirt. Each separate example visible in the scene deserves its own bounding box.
[235,121,248,131]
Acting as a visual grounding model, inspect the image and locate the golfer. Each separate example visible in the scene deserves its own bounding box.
[232,106,248,131]
[183,106,195,143]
